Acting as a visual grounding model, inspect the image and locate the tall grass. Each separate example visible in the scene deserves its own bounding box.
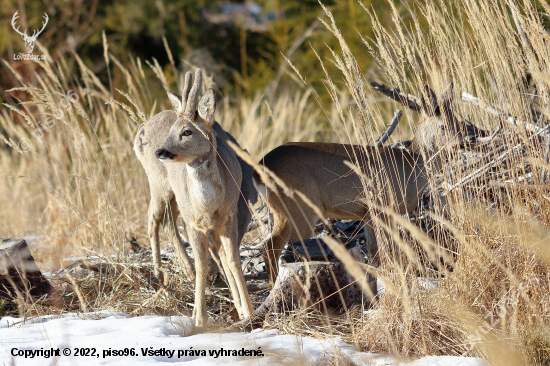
[0,47,335,272]
[303,0,550,364]
[2,0,550,365]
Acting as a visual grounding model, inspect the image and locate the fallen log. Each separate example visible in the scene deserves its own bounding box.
[280,236,365,263]
[232,260,369,331]
[231,237,370,331]
[0,238,52,311]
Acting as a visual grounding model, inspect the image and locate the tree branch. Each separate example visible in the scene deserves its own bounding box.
[376,110,402,147]
[462,92,544,134]
[370,81,422,113]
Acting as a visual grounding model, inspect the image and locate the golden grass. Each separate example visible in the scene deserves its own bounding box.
[2,0,550,365]
[297,0,550,364]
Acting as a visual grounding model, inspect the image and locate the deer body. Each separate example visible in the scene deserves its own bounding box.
[254,143,432,285]
[134,110,194,281]
[255,83,459,289]
[151,70,254,327]
[134,110,256,284]
[165,131,241,231]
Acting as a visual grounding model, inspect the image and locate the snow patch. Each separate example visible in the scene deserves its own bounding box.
[0,312,487,365]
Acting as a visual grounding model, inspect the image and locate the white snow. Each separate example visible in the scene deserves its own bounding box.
[0,311,487,365]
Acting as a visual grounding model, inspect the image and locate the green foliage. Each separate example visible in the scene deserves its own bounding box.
[0,299,9,317]
[1,0,415,103]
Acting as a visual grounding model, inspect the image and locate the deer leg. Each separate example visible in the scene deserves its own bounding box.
[264,197,322,283]
[207,240,225,282]
[288,208,318,246]
[236,196,253,246]
[363,223,378,303]
[219,216,253,319]
[167,198,195,281]
[213,236,244,318]
[263,207,291,284]
[148,194,166,281]
[187,228,209,327]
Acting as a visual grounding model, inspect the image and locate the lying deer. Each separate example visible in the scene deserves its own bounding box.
[146,69,254,326]
[254,83,464,292]
[134,71,256,288]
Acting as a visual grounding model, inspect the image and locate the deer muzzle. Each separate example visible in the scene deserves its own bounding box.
[155,148,176,162]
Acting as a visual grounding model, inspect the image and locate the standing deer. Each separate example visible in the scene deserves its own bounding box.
[11,11,48,54]
[134,71,257,288]
[254,83,464,293]
[148,69,254,326]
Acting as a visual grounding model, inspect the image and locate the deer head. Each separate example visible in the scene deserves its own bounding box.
[411,82,465,156]
[12,11,48,54]
[156,69,217,165]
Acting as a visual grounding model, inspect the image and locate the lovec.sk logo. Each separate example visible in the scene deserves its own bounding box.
[11,10,48,60]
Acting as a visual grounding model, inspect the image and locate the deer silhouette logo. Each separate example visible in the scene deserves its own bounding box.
[12,11,48,54]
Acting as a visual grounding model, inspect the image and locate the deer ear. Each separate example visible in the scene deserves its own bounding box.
[198,88,216,123]
[167,90,182,113]
[438,82,454,108]
[438,82,459,131]
[421,85,440,117]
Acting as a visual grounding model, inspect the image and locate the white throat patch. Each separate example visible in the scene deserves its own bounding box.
[186,164,217,207]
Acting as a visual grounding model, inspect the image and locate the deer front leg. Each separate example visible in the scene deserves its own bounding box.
[187,227,209,327]
[218,216,253,319]
[364,223,378,303]
[263,208,291,283]
[167,199,195,282]
[148,195,166,281]
[211,237,244,318]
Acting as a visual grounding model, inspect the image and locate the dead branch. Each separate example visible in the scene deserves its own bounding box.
[487,181,539,190]
[370,81,422,113]
[376,110,402,147]
[461,92,544,134]
[441,143,525,196]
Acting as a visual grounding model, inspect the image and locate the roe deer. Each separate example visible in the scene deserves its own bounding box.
[134,71,257,286]
[254,83,464,293]
[153,69,255,326]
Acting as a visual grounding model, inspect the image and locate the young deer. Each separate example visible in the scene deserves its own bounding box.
[152,69,254,326]
[134,71,256,286]
[254,83,464,291]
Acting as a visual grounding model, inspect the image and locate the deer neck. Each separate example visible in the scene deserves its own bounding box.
[185,135,224,209]
[409,139,444,174]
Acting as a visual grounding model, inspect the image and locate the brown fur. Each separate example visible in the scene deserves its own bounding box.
[254,83,461,294]
[157,70,255,327]
[134,70,257,327]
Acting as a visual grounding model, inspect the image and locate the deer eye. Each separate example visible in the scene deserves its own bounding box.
[180,130,193,138]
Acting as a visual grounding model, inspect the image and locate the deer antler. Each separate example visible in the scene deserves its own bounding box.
[11,11,28,38]
[32,13,48,38]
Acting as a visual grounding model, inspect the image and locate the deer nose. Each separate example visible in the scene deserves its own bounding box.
[155,148,176,160]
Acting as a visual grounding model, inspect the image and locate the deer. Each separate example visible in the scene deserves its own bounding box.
[253,83,466,295]
[11,11,48,54]
[134,71,257,289]
[141,69,255,327]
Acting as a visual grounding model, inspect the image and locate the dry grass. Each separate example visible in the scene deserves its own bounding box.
[0,53,334,270]
[2,0,550,365]
[294,0,550,365]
